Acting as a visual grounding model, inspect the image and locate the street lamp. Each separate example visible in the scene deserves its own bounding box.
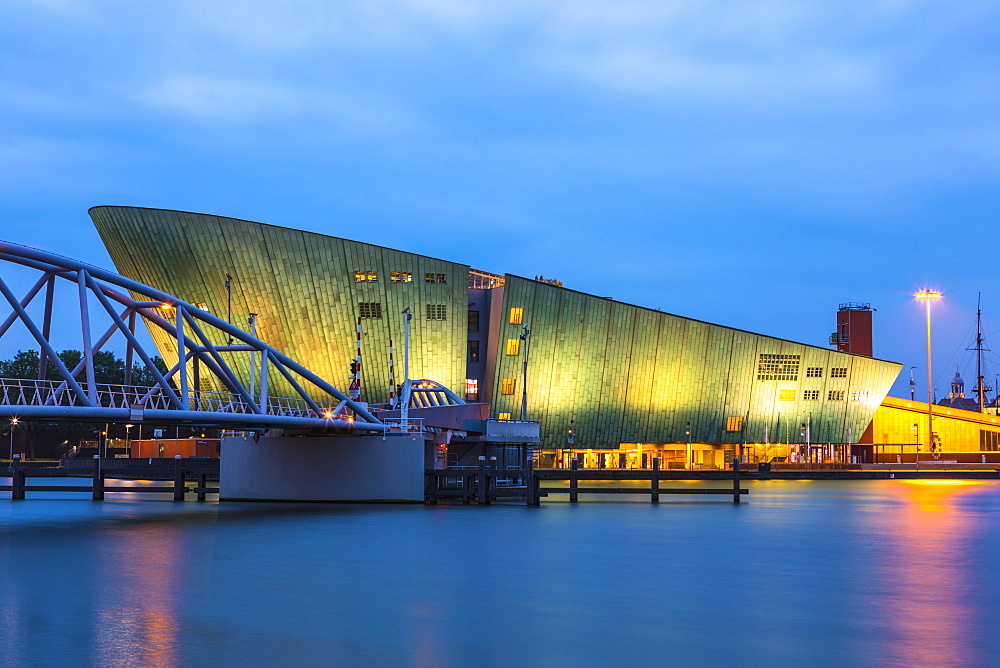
[915,291,942,458]
[125,423,133,458]
[519,324,530,421]
[9,418,18,460]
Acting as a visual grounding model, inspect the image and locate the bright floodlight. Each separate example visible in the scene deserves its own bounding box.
[915,291,942,299]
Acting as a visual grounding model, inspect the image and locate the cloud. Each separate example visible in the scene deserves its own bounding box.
[134,74,417,132]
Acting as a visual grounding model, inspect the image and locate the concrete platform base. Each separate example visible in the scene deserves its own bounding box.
[221,433,425,502]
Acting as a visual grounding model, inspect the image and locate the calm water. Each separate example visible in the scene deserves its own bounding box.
[1,479,999,667]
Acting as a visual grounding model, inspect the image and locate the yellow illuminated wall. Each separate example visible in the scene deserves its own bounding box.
[868,396,1000,451]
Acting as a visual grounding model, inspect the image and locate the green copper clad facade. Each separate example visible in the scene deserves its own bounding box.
[491,275,902,449]
[92,206,902,449]
[90,206,468,402]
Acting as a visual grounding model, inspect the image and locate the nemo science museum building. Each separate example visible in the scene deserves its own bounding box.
[91,206,902,470]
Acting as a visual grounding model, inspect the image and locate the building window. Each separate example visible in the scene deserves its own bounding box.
[467,340,480,363]
[465,379,479,402]
[425,273,447,284]
[505,338,521,356]
[725,417,744,432]
[828,390,845,401]
[778,389,795,401]
[426,304,447,320]
[980,430,1000,452]
[390,271,412,283]
[831,367,848,378]
[803,390,820,401]
[193,302,210,312]
[757,354,800,381]
[509,307,524,325]
[498,412,512,421]
[354,270,378,282]
[468,310,480,332]
[806,367,823,378]
[501,378,517,395]
[359,302,382,319]
[851,390,868,402]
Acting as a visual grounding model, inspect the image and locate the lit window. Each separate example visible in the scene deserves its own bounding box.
[390,271,412,282]
[501,378,517,395]
[509,307,524,325]
[425,273,447,284]
[803,390,820,401]
[831,367,848,378]
[465,379,479,402]
[505,338,521,355]
[779,389,795,401]
[426,304,447,320]
[354,270,378,282]
[467,340,479,362]
[828,390,845,401]
[367,271,378,282]
[193,302,209,312]
[757,354,800,381]
[468,310,480,332]
[498,412,512,421]
[806,367,823,378]
[359,302,382,319]
[851,390,868,402]
[725,416,744,431]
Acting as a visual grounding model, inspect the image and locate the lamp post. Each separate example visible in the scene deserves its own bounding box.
[915,291,942,458]
[125,423,133,458]
[519,324,530,421]
[9,418,18,460]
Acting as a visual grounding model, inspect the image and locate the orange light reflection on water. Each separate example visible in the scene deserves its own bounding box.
[874,480,990,667]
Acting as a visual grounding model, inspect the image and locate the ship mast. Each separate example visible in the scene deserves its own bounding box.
[972,292,987,412]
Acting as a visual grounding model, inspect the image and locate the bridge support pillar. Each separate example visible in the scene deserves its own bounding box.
[220,433,425,502]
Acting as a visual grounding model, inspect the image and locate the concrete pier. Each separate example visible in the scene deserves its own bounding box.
[220,433,425,502]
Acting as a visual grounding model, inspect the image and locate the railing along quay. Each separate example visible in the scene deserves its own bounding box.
[2,455,217,501]
[426,457,748,506]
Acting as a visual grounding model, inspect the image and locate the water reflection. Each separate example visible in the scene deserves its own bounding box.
[93,523,183,666]
[876,481,987,667]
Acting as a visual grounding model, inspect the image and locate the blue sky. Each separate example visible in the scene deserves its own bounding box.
[2,0,999,398]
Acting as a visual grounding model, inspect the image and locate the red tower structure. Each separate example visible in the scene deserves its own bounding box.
[832,303,873,357]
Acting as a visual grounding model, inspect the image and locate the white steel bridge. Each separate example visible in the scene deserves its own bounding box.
[0,240,388,431]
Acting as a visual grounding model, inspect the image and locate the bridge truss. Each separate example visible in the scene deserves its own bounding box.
[0,240,386,431]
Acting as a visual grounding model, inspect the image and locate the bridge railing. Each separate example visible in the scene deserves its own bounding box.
[0,377,338,419]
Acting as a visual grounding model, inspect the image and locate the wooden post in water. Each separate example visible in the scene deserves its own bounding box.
[11,454,24,500]
[525,453,539,506]
[477,456,490,505]
[569,457,579,503]
[92,455,104,500]
[732,456,741,504]
[651,457,660,503]
[197,472,208,502]
[173,455,185,501]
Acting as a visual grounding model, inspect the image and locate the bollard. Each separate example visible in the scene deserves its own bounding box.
[569,457,579,503]
[11,454,24,500]
[197,472,208,502]
[651,457,660,503]
[92,455,104,500]
[732,456,741,504]
[173,455,185,501]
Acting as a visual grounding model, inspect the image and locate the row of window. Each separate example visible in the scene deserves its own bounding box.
[358,302,447,320]
[778,389,867,401]
[758,354,850,381]
[354,271,447,284]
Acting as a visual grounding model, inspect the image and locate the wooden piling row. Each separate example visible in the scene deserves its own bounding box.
[2,455,217,501]
[424,457,748,505]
